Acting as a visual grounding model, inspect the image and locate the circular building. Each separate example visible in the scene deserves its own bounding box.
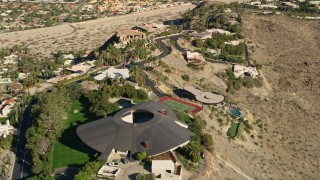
[76,101,192,160]
[183,86,224,104]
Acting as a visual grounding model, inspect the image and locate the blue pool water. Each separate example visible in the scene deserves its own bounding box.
[117,99,134,108]
[230,109,241,117]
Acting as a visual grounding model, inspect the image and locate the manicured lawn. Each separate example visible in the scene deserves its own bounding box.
[227,122,239,138]
[174,110,193,124]
[52,100,97,169]
[133,98,147,104]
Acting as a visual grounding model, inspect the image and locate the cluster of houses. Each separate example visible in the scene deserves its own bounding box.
[246,0,320,16]
[0,81,20,141]
[0,54,23,125]
[0,54,23,140]
[0,2,75,31]
[82,0,188,15]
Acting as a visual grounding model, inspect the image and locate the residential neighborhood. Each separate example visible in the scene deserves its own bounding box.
[0,0,191,32]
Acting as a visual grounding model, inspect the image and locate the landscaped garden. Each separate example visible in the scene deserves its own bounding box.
[52,100,97,169]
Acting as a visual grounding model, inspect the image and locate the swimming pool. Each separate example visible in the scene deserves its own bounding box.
[117,99,134,108]
[230,109,241,117]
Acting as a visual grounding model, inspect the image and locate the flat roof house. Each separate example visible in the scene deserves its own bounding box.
[189,31,212,40]
[94,66,130,81]
[233,64,259,78]
[185,51,205,64]
[116,29,146,44]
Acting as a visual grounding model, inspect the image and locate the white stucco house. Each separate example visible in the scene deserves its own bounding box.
[0,120,15,138]
[94,66,130,81]
[233,65,259,78]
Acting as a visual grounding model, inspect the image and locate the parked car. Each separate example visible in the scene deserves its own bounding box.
[107,162,119,167]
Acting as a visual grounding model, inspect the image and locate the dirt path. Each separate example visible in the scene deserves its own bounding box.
[216,155,254,180]
[24,24,77,48]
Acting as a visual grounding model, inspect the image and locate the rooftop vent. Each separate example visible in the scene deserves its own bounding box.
[159,109,168,116]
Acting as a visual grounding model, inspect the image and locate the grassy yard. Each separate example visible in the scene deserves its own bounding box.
[174,110,193,124]
[52,100,97,169]
[132,98,147,104]
[227,122,239,138]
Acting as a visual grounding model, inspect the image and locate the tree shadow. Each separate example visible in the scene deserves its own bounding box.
[128,173,139,180]
[143,165,151,172]
[54,167,79,180]
[83,34,118,61]
[57,125,98,164]
[163,18,184,26]
[173,88,186,98]
[56,95,125,165]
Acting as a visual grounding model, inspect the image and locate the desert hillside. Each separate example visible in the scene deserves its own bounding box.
[238,14,319,179]
[197,13,320,180]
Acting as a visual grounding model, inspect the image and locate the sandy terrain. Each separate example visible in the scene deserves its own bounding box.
[0,4,195,56]
[197,14,320,179]
[151,52,228,92]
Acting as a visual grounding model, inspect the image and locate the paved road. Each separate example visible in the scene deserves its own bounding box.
[145,77,165,97]
[156,34,186,54]
[168,35,187,53]
[12,103,34,180]
[155,39,172,58]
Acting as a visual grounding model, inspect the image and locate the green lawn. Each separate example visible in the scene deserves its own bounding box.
[227,122,239,138]
[52,100,97,169]
[133,98,147,104]
[174,110,193,124]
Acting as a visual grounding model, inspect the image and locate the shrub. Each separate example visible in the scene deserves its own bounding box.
[242,77,254,88]
[137,89,148,100]
[202,133,214,150]
[255,64,263,71]
[0,135,14,150]
[253,77,263,88]
[192,39,204,48]
[136,151,147,161]
[136,173,155,180]
[181,74,190,81]
[74,161,103,180]
[142,156,152,166]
